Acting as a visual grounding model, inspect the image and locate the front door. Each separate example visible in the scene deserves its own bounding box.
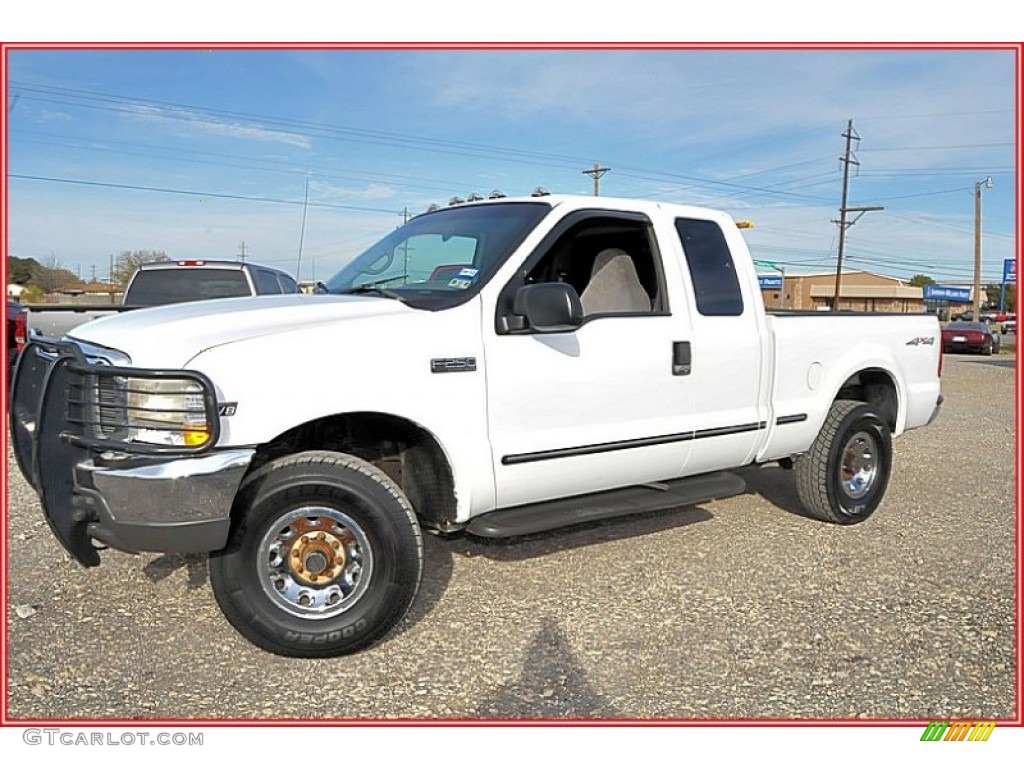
[483,211,696,509]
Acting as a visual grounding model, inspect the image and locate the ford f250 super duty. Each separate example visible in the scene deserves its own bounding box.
[10,195,943,657]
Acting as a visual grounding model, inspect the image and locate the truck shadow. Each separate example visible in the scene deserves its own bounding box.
[398,531,457,630]
[733,465,816,521]
[475,615,616,718]
[452,505,714,562]
[402,507,712,640]
[142,553,208,590]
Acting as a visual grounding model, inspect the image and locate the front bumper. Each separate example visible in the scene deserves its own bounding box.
[10,339,253,566]
[73,449,254,557]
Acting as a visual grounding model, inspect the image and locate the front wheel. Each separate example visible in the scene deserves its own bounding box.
[794,400,892,525]
[210,451,423,657]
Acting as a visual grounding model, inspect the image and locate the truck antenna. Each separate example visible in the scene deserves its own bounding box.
[296,175,310,280]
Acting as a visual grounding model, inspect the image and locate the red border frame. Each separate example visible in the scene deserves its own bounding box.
[0,40,1020,729]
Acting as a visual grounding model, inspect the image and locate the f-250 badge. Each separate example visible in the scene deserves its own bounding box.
[430,357,477,374]
[905,336,936,346]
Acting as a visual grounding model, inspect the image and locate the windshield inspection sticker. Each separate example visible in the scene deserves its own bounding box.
[448,278,473,290]
[457,267,479,278]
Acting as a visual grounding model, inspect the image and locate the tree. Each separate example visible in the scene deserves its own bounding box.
[34,254,77,294]
[908,274,935,287]
[7,255,38,285]
[113,250,170,287]
[19,284,44,303]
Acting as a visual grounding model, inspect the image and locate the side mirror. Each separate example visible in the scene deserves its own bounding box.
[513,283,583,333]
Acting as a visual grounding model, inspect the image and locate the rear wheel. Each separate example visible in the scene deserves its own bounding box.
[210,451,423,657]
[794,400,892,525]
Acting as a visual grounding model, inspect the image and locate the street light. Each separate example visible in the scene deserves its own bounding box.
[973,176,994,322]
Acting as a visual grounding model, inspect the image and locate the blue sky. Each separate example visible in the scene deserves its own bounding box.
[5,46,1018,287]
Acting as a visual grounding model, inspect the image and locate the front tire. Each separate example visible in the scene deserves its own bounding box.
[210,451,423,657]
[794,400,892,525]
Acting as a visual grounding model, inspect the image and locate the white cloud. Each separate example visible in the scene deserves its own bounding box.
[127,104,312,149]
[309,179,397,202]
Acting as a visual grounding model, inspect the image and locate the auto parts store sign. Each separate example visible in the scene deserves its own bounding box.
[924,285,972,302]
[1004,258,1016,284]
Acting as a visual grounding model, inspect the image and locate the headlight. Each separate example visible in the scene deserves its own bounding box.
[126,377,212,447]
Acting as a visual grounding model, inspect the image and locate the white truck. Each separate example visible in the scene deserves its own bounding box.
[23,259,301,341]
[10,195,944,657]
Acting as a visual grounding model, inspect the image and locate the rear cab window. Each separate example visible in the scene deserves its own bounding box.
[277,274,299,294]
[254,269,284,295]
[125,268,251,306]
[674,218,744,316]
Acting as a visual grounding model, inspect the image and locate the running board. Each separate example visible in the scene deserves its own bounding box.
[466,471,746,538]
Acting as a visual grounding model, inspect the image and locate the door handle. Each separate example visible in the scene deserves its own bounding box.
[672,341,691,376]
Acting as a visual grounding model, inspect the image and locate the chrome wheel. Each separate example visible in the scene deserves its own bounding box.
[839,430,878,500]
[258,506,373,620]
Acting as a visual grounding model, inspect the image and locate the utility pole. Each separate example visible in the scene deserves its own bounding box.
[973,177,993,322]
[831,120,883,311]
[582,163,611,196]
[238,241,248,263]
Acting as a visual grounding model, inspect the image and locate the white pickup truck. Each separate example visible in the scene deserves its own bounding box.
[11,195,943,657]
[24,259,300,341]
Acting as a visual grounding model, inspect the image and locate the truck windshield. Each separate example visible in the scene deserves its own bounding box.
[323,202,551,309]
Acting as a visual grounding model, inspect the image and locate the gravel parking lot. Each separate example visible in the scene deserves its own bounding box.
[4,353,1017,721]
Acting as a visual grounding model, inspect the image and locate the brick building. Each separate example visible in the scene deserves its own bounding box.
[759,270,926,313]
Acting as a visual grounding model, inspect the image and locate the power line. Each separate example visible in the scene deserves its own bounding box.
[8,173,403,215]
[859,142,1014,152]
[5,80,916,207]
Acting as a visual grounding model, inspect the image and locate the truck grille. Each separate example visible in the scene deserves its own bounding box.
[12,339,219,457]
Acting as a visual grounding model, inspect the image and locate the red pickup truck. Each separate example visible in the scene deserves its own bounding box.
[6,299,27,374]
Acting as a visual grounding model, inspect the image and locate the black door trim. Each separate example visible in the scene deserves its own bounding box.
[775,413,808,425]
[501,421,766,466]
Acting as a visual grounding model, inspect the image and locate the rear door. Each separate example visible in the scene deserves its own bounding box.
[668,216,768,472]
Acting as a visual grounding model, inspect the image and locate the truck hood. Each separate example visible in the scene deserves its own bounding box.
[68,294,414,367]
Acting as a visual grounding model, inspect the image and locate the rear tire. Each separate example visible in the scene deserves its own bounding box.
[210,451,423,657]
[794,400,892,525]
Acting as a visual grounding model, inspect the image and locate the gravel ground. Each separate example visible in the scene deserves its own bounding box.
[4,354,1017,721]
